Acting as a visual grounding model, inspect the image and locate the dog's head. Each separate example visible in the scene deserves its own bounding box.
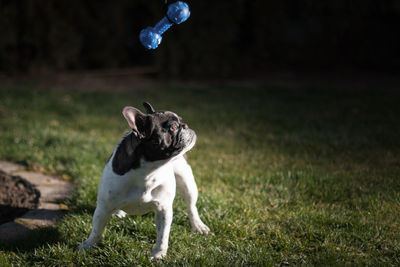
[122,102,196,162]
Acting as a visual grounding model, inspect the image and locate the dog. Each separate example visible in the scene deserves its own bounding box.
[77,102,210,260]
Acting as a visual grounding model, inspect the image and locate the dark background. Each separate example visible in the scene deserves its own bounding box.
[0,0,399,78]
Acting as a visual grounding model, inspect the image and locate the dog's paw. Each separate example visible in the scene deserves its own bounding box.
[76,240,94,252]
[76,243,88,252]
[150,248,167,261]
[192,221,210,234]
[114,209,127,218]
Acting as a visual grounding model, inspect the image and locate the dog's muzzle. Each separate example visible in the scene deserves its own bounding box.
[180,128,196,151]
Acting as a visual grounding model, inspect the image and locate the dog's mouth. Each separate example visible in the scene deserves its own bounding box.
[179,128,196,154]
[186,130,196,151]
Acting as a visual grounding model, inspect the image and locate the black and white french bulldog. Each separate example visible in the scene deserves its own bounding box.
[77,102,210,260]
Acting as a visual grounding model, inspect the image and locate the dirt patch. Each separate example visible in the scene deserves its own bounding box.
[0,161,74,241]
[0,171,40,225]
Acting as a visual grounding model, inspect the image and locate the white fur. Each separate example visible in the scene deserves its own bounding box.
[77,148,210,260]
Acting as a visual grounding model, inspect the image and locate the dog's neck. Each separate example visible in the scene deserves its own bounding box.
[111,131,174,176]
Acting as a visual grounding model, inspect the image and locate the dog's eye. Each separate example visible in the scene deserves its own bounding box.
[170,122,179,131]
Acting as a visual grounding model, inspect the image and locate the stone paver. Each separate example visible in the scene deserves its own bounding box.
[0,161,24,173]
[0,161,74,241]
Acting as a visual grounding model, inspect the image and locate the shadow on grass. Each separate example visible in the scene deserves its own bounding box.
[0,227,63,253]
[71,203,96,216]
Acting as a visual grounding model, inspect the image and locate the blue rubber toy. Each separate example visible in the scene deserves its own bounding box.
[139,1,190,50]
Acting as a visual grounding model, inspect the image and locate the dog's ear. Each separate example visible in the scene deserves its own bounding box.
[143,102,155,114]
[122,106,148,137]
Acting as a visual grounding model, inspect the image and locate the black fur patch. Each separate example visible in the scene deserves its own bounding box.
[112,132,141,175]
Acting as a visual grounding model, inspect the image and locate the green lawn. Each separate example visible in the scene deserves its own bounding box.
[0,81,399,265]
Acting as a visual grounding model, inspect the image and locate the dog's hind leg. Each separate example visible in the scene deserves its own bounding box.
[173,156,210,234]
[77,204,113,250]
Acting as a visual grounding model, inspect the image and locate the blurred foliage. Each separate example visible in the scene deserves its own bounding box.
[0,0,399,77]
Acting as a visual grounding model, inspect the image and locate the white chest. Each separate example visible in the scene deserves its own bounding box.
[97,158,177,215]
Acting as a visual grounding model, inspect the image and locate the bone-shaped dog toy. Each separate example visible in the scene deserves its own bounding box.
[139,1,190,50]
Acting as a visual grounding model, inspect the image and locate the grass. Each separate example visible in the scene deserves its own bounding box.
[0,80,399,266]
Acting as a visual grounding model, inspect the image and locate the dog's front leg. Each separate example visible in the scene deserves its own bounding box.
[174,157,210,234]
[77,204,113,250]
[151,206,173,260]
